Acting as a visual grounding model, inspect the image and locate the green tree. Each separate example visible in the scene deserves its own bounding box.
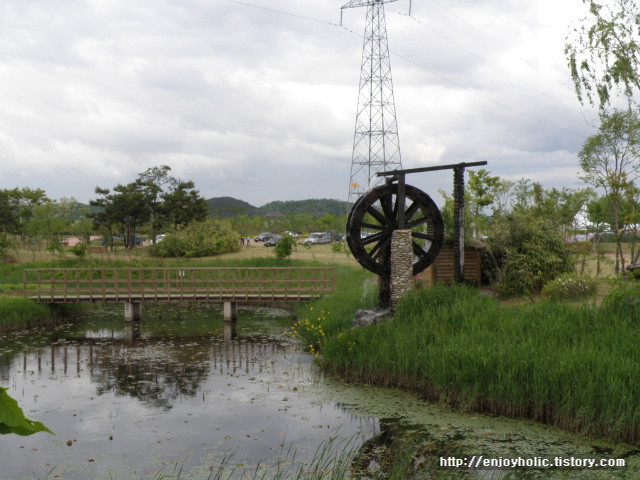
[565,0,640,109]
[89,183,151,249]
[578,108,640,272]
[0,190,19,233]
[466,169,501,237]
[0,187,50,236]
[161,181,209,232]
[137,165,177,243]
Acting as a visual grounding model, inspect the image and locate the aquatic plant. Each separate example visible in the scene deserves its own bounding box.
[0,387,53,436]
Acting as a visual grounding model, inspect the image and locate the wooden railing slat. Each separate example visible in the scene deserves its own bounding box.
[23,267,334,303]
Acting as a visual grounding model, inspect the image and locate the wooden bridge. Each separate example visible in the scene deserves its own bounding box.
[23,267,336,326]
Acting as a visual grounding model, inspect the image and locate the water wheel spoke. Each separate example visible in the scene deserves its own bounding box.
[412,231,435,241]
[362,231,388,246]
[379,194,395,223]
[412,241,427,259]
[372,237,392,261]
[360,222,384,231]
[406,215,433,230]
[404,200,421,222]
[366,205,391,226]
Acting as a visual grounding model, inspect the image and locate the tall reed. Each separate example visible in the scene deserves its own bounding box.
[314,283,640,444]
[0,297,81,330]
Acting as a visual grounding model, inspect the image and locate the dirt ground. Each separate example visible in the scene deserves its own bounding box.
[9,241,362,268]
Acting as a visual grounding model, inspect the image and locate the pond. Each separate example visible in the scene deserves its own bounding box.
[1,303,638,479]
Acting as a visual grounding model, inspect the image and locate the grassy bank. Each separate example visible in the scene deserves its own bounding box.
[295,282,640,445]
[0,297,83,331]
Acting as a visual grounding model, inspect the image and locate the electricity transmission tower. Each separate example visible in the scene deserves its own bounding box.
[344,0,405,206]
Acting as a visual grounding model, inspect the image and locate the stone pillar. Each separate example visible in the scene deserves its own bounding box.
[390,230,413,310]
[124,302,142,322]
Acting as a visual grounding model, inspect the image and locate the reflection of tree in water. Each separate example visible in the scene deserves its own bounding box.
[6,326,286,411]
[93,341,213,411]
[90,336,281,410]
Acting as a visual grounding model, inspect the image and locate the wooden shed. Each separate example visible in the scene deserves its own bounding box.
[419,239,487,287]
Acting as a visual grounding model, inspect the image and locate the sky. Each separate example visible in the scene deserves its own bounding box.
[0,0,599,208]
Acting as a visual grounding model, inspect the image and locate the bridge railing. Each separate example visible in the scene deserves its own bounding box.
[23,267,336,303]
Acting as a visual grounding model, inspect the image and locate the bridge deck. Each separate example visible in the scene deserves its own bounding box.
[28,293,319,303]
[24,267,335,304]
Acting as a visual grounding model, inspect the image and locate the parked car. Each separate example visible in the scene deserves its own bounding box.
[283,231,299,238]
[304,232,331,245]
[324,231,344,242]
[254,232,274,242]
[155,234,166,243]
[264,235,283,247]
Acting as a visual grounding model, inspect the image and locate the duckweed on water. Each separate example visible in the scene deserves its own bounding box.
[298,281,640,446]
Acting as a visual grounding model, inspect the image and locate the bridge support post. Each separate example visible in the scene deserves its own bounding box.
[124,321,141,343]
[124,302,142,322]
[223,301,238,340]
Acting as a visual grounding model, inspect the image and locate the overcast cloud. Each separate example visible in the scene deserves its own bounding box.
[0,0,598,207]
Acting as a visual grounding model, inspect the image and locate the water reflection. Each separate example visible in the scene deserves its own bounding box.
[0,304,379,480]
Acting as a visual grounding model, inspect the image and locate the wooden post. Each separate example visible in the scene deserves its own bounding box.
[397,174,406,229]
[124,302,142,322]
[378,275,391,309]
[453,166,465,284]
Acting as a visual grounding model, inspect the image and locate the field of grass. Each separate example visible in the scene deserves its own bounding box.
[294,282,640,445]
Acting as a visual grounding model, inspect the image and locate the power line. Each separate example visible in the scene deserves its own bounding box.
[390,50,584,137]
[389,10,583,116]
[226,0,341,26]
[226,0,588,137]
[427,0,576,91]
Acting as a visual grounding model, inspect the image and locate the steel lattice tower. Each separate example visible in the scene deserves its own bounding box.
[344,0,403,206]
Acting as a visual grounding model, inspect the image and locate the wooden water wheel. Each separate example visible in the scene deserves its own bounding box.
[346,183,445,276]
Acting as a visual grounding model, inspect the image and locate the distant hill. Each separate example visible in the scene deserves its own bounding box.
[260,199,349,217]
[207,197,260,217]
[207,197,349,218]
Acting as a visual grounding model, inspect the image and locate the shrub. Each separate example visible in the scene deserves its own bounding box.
[68,242,88,259]
[152,220,241,258]
[601,280,640,311]
[485,212,575,296]
[273,234,297,260]
[541,273,597,300]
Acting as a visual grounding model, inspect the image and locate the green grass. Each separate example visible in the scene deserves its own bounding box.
[290,266,377,355]
[0,297,82,330]
[296,283,640,445]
